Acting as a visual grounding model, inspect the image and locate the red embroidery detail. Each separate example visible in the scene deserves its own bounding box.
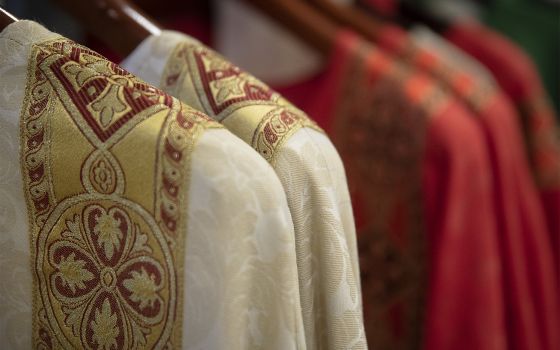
[48,56,167,142]
[193,49,274,115]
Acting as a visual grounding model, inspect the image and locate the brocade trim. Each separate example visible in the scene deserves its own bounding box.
[20,38,219,349]
[251,106,320,164]
[161,41,323,165]
[333,42,432,350]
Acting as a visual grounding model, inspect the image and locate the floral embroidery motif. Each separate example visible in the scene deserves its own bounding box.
[89,154,117,194]
[191,46,275,116]
[56,251,95,293]
[92,207,125,259]
[161,43,277,119]
[122,268,160,309]
[161,41,323,165]
[46,41,173,145]
[21,38,220,349]
[46,204,166,349]
[91,84,130,128]
[91,299,119,350]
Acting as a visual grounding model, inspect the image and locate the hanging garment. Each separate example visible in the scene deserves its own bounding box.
[342,10,560,348]
[277,31,506,350]
[121,30,367,350]
[412,27,560,349]
[0,20,307,350]
[408,26,497,88]
[444,20,560,279]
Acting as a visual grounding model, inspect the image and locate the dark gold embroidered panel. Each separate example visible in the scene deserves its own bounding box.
[160,41,323,165]
[20,38,220,349]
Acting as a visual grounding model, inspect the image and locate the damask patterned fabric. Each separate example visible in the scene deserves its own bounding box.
[348,10,560,348]
[276,31,507,350]
[122,31,367,350]
[0,20,306,350]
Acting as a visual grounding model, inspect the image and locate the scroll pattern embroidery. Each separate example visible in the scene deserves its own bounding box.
[252,107,319,163]
[20,38,219,349]
[161,42,323,165]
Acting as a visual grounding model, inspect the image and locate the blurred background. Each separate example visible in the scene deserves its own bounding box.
[1,0,558,114]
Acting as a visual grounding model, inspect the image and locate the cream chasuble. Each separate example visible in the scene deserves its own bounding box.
[0,21,306,350]
[122,31,367,350]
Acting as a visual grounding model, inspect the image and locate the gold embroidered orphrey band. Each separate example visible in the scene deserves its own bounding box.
[20,38,220,349]
[160,41,324,165]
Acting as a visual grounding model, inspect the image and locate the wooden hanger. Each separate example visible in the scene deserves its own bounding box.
[0,7,18,32]
[244,0,339,56]
[357,0,450,32]
[307,0,387,41]
[51,0,161,57]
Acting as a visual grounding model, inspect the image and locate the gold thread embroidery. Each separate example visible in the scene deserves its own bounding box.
[252,106,320,164]
[161,41,324,165]
[20,38,220,349]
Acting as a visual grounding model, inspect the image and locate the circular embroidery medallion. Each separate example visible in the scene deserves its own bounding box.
[36,198,175,349]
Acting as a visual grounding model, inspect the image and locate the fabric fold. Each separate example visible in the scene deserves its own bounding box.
[0,20,306,350]
[123,30,367,350]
